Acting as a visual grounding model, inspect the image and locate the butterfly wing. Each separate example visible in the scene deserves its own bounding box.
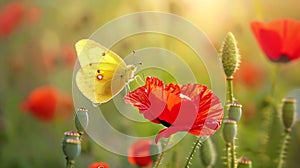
[75,39,127,104]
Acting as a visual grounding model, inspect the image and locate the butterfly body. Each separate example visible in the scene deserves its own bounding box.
[75,39,136,104]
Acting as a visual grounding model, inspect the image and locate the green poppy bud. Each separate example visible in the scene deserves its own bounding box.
[223,119,237,143]
[282,98,296,132]
[200,138,216,167]
[228,102,243,122]
[62,131,81,160]
[220,32,241,77]
[75,107,89,135]
[237,157,252,168]
[150,141,161,162]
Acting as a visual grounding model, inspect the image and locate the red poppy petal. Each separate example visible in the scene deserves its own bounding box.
[128,139,153,167]
[155,127,181,143]
[251,21,282,61]
[88,162,110,168]
[282,19,300,60]
[124,86,150,111]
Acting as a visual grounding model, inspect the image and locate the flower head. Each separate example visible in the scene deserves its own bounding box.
[128,139,153,167]
[21,85,72,121]
[0,2,24,37]
[124,77,223,143]
[88,162,110,168]
[251,18,300,63]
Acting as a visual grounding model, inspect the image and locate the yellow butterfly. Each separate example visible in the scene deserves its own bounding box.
[75,39,137,104]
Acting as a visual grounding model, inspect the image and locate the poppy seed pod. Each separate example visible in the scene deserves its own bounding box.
[62,131,81,160]
[228,102,243,122]
[63,130,80,141]
[237,157,252,168]
[220,32,241,77]
[223,119,237,143]
[75,107,89,134]
[282,98,296,131]
[200,138,216,167]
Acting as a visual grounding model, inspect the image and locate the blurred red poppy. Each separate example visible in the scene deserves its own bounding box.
[236,62,265,89]
[0,2,24,37]
[251,18,300,63]
[21,85,73,121]
[124,77,223,143]
[62,45,77,68]
[88,162,110,168]
[25,5,41,24]
[128,139,153,167]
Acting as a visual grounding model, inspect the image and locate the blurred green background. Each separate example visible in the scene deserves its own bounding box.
[1,0,300,168]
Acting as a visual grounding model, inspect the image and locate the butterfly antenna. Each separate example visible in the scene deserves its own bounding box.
[132,50,143,67]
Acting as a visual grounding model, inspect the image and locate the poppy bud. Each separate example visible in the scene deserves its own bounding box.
[281,98,296,132]
[75,107,89,135]
[223,119,237,143]
[228,102,242,122]
[220,32,241,77]
[200,138,216,167]
[237,157,252,168]
[150,142,161,162]
[62,131,81,160]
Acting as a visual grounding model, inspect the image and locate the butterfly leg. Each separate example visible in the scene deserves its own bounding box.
[125,83,131,95]
[134,75,145,86]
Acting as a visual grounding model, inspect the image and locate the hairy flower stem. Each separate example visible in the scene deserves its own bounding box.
[184,137,202,168]
[227,76,235,104]
[66,158,75,168]
[230,141,236,168]
[226,143,231,168]
[225,77,237,168]
[154,138,171,168]
[277,131,290,168]
[260,66,280,158]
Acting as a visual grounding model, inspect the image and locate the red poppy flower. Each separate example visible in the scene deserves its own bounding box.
[124,77,223,143]
[236,62,265,89]
[0,2,24,37]
[128,139,153,167]
[21,86,58,121]
[25,5,41,24]
[88,162,110,168]
[250,18,300,62]
[21,85,73,121]
[62,45,77,68]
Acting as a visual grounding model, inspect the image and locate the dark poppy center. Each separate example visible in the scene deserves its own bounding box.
[272,54,291,63]
[156,118,172,127]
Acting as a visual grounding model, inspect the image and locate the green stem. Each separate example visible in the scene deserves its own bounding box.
[259,66,280,158]
[226,76,236,168]
[277,131,290,168]
[226,143,231,168]
[184,137,202,168]
[154,138,171,168]
[230,141,236,168]
[227,76,234,104]
[66,158,75,168]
